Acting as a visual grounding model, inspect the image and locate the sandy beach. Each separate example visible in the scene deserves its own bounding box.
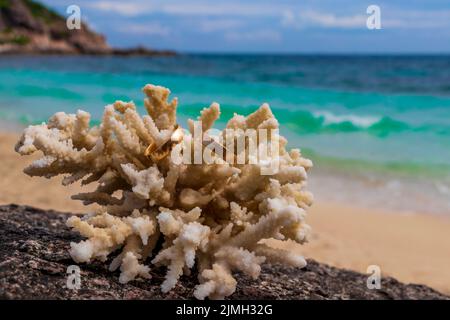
[1,131,450,294]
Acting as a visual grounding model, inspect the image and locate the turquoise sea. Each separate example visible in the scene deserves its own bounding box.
[1,55,449,214]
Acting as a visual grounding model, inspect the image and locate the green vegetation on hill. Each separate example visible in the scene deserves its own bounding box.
[0,0,77,47]
[23,0,62,24]
[0,0,10,9]
[0,34,29,45]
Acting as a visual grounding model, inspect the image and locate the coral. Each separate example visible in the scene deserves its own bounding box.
[15,84,313,299]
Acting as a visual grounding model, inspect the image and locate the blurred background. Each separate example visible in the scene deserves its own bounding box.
[1,0,450,294]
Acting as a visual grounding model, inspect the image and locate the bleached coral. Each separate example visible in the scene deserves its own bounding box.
[15,84,313,299]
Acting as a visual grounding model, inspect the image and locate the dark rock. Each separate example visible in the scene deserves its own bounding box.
[3,0,45,33]
[0,0,175,56]
[112,46,177,57]
[0,204,448,300]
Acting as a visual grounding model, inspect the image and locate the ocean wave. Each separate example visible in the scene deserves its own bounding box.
[0,101,438,138]
[312,111,381,128]
[273,109,411,136]
[178,103,417,136]
[177,104,443,137]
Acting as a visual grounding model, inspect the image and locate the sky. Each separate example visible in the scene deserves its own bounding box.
[41,0,450,53]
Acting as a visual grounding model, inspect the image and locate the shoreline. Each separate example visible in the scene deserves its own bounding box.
[308,167,450,217]
[1,131,450,294]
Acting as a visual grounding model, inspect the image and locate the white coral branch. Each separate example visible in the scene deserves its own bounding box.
[16,83,313,300]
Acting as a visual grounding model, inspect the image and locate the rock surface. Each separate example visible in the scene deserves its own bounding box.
[0,204,448,300]
[0,0,175,55]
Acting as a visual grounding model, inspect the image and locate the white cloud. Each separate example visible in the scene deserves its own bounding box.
[159,3,277,16]
[88,0,283,17]
[116,23,170,36]
[281,10,296,27]
[89,2,145,16]
[196,19,243,33]
[85,1,450,31]
[224,30,281,42]
[302,11,366,28]
[382,10,450,29]
[281,8,450,30]
[282,10,366,29]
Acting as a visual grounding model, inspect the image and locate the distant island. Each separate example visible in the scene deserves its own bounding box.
[0,0,176,56]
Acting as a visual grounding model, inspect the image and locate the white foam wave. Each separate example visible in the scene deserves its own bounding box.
[313,110,381,128]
